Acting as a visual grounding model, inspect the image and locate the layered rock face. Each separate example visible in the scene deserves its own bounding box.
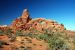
[11,9,65,32]
[10,9,31,31]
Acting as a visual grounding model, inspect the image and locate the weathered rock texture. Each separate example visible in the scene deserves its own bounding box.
[10,9,65,32]
[10,9,32,31]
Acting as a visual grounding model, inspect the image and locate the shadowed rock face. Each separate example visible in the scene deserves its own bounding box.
[21,9,29,18]
[21,9,31,23]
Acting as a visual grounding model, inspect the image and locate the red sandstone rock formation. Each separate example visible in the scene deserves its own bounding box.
[10,9,65,32]
[10,9,31,31]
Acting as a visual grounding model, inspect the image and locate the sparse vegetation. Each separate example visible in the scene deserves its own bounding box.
[12,28,74,50]
[0,30,4,35]
[16,30,23,36]
[0,27,73,50]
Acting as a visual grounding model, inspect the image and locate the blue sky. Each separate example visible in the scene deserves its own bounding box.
[0,0,75,31]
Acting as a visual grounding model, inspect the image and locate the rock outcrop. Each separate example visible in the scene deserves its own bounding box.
[10,9,31,31]
[10,9,65,32]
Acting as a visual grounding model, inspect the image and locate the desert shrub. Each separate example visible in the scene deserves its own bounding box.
[16,30,24,36]
[33,29,70,50]
[0,41,3,46]
[14,28,71,50]
[5,29,13,33]
[48,36,69,50]
[0,30,4,35]
[10,34,16,42]
[4,29,13,38]
[24,33,33,38]
[70,36,75,44]
[16,28,70,50]
[64,28,66,30]
[35,33,48,41]
[61,23,64,26]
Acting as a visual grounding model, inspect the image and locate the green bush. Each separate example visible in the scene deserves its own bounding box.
[16,30,24,36]
[14,28,71,50]
[0,30,4,35]
[34,30,70,50]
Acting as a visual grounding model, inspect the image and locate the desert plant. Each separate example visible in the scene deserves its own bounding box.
[14,28,71,50]
[33,29,70,50]
[10,34,16,42]
[16,30,24,36]
[3,29,13,38]
[0,30,4,35]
